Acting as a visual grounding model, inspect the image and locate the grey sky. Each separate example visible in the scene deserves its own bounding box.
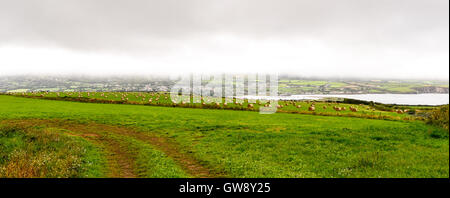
[0,0,448,79]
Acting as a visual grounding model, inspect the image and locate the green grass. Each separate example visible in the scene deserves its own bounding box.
[328,82,348,88]
[103,132,189,178]
[289,80,328,86]
[0,125,107,178]
[10,92,415,120]
[383,86,416,93]
[0,95,448,178]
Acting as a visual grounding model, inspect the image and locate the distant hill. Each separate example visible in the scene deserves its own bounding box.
[1,75,448,95]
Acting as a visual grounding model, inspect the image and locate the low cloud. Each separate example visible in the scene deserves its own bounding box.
[0,0,448,79]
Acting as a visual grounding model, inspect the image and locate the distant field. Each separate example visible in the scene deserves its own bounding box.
[1,76,448,95]
[278,79,449,94]
[9,92,417,121]
[0,95,448,178]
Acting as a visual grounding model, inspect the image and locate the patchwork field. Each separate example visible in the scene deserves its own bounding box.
[278,79,449,94]
[0,95,448,178]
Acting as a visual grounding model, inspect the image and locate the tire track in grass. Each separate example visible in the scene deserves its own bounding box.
[80,133,137,178]
[1,119,219,178]
[88,123,217,178]
[1,120,138,178]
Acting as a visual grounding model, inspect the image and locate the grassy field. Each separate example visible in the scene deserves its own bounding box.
[0,124,106,178]
[11,92,416,120]
[0,95,448,178]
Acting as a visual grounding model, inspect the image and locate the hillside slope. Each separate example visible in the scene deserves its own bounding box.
[0,95,448,178]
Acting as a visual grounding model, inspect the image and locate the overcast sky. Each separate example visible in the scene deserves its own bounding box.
[0,0,448,79]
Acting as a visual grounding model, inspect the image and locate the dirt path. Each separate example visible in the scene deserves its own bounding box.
[1,119,217,178]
